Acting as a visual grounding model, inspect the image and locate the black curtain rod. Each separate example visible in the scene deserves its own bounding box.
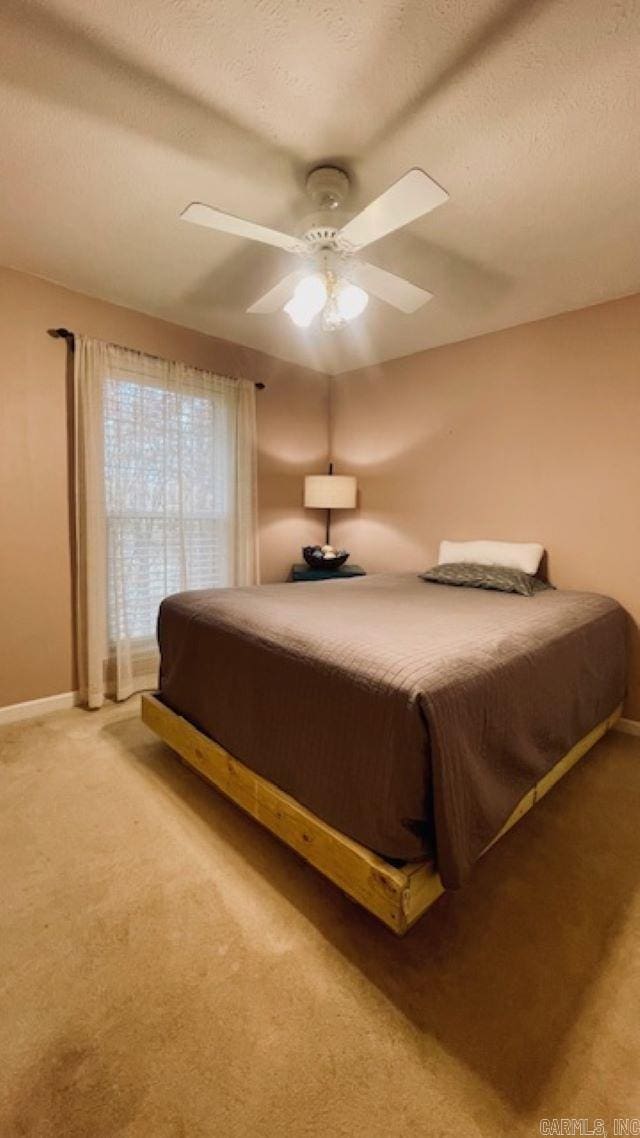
[47,328,266,390]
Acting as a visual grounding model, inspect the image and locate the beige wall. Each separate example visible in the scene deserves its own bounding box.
[331,292,640,717]
[3,265,638,717]
[0,266,329,708]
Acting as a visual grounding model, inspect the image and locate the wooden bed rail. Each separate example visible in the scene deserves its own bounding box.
[141,694,621,934]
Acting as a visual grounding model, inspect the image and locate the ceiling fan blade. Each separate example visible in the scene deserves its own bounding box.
[247,270,303,314]
[338,169,448,251]
[351,261,433,313]
[180,202,303,252]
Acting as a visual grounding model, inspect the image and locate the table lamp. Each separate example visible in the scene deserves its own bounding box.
[304,463,357,546]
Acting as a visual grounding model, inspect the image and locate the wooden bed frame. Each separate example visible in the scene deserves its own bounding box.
[141,694,621,935]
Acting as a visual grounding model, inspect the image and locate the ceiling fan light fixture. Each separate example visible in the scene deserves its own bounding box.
[285,271,370,332]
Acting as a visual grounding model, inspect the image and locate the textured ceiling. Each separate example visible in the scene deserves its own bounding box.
[1,0,639,375]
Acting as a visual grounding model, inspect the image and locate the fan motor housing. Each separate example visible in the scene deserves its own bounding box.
[305,166,350,210]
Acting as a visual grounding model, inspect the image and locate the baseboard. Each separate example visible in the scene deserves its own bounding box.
[2,688,638,737]
[0,691,80,727]
[613,717,640,737]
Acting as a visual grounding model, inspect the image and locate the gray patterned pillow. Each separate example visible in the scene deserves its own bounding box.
[420,562,552,597]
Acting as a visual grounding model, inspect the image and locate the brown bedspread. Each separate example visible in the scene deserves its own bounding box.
[157,573,626,888]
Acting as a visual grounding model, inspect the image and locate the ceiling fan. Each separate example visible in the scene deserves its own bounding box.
[180,165,448,332]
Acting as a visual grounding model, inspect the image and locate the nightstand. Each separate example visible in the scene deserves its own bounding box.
[291,563,366,582]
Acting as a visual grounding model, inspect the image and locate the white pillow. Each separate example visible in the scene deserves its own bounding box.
[438,539,544,576]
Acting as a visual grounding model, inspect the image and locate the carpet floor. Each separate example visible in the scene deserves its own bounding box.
[1,699,640,1138]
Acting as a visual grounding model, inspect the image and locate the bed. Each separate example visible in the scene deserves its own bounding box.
[141,572,627,933]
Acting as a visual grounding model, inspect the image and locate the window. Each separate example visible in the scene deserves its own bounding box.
[75,337,258,708]
[104,374,234,644]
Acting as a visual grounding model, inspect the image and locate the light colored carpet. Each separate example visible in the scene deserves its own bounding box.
[1,699,639,1138]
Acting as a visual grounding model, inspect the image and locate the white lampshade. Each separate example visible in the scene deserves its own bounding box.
[304,474,357,510]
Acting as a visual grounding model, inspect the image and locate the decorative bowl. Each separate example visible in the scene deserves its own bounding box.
[302,545,350,571]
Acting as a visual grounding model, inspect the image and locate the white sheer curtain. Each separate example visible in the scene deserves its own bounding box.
[74,336,259,708]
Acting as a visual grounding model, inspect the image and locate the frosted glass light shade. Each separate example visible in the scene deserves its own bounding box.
[304,474,357,509]
[284,274,327,327]
[337,283,368,321]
